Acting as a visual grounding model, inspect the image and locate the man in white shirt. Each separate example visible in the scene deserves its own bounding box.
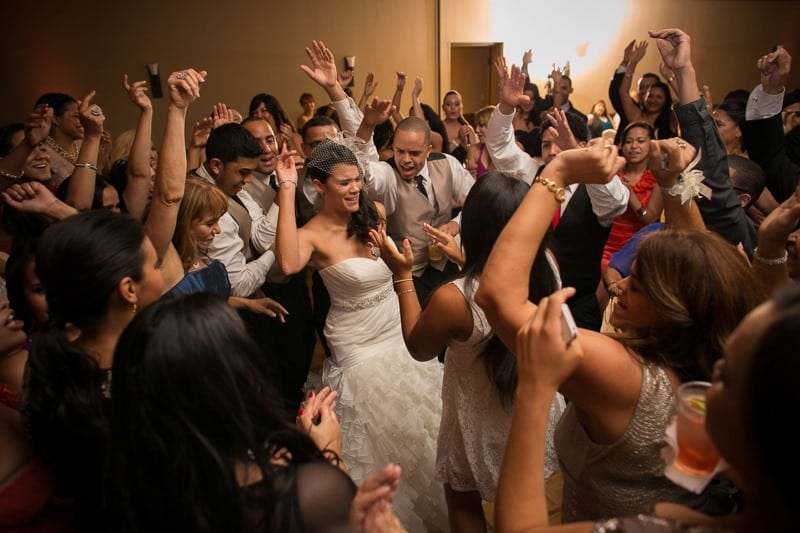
[487,59,629,330]
[362,116,475,304]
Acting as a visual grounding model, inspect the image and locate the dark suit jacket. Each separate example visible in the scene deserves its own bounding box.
[675,98,758,254]
[741,112,800,203]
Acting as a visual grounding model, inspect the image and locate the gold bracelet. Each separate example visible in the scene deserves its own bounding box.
[396,288,416,296]
[0,169,23,180]
[533,175,566,203]
[277,179,297,187]
[393,278,413,284]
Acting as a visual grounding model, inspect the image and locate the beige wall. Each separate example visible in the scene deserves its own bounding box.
[1,0,438,141]
[2,0,798,142]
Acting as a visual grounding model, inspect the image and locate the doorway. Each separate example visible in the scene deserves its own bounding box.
[449,42,503,122]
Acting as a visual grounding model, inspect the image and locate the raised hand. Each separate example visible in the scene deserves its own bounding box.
[363,99,395,127]
[301,40,339,89]
[78,90,105,136]
[369,228,413,278]
[25,104,52,147]
[212,102,233,128]
[758,187,800,246]
[275,144,299,186]
[422,222,464,267]
[649,28,692,73]
[412,76,423,99]
[363,72,379,97]
[191,117,214,148]
[544,138,625,187]
[620,39,635,66]
[756,45,792,95]
[2,181,60,213]
[395,71,407,91]
[522,49,533,66]
[647,137,699,190]
[123,74,152,111]
[167,68,207,109]
[494,56,530,110]
[628,40,648,67]
[544,108,579,151]
[515,287,583,392]
[339,69,354,89]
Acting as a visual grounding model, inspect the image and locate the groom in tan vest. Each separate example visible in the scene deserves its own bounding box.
[366,117,474,304]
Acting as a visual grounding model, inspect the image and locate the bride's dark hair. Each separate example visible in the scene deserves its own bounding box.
[305,139,379,243]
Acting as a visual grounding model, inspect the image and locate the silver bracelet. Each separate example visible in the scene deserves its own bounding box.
[74,162,98,172]
[277,179,297,187]
[752,247,788,266]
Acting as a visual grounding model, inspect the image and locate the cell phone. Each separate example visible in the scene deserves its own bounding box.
[561,303,578,345]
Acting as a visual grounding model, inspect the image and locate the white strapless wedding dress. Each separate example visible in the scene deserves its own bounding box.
[319,257,447,532]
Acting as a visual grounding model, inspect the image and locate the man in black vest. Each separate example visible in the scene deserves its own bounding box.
[487,58,629,330]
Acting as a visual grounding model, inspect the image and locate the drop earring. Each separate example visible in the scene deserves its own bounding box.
[132,302,137,315]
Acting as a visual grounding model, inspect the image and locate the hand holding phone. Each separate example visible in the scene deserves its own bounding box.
[560,303,578,345]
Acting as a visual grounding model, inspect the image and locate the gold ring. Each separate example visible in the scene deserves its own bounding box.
[603,144,614,150]
[676,139,687,149]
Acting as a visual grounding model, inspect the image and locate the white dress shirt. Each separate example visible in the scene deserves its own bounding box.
[194,165,275,297]
[486,106,628,226]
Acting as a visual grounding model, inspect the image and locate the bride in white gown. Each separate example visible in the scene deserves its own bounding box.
[275,140,447,531]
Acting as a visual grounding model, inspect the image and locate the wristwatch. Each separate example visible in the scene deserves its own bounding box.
[636,207,648,219]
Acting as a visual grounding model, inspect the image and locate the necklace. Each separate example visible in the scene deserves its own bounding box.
[43,136,79,164]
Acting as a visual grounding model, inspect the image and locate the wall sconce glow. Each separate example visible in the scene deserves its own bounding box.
[344,55,356,70]
[490,0,627,85]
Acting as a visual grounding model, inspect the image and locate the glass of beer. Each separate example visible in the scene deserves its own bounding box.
[428,241,443,261]
[674,381,720,476]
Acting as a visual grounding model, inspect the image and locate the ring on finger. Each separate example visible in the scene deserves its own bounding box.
[176,72,187,80]
[90,106,103,116]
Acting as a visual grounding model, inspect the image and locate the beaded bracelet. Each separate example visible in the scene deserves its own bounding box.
[0,169,23,180]
[74,162,98,172]
[752,248,788,266]
[533,175,566,203]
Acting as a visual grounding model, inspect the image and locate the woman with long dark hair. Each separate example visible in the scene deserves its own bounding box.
[371,171,565,532]
[108,293,370,532]
[275,139,447,530]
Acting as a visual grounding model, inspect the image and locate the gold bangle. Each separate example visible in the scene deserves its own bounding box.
[396,288,416,296]
[0,169,23,180]
[533,175,566,203]
[393,278,413,284]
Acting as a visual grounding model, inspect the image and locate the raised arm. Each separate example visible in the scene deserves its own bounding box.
[121,74,155,220]
[187,117,213,171]
[274,148,314,275]
[144,68,205,263]
[476,143,625,349]
[651,27,757,252]
[617,40,648,124]
[391,72,407,124]
[2,181,77,221]
[0,105,51,187]
[358,72,379,112]
[485,57,539,180]
[410,76,424,121]
[369,227,468,361]
[608,40,635,119]
[300,40,348,103]
[65,91,104,210]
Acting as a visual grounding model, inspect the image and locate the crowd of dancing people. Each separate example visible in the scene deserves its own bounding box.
[1,26,799,533]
